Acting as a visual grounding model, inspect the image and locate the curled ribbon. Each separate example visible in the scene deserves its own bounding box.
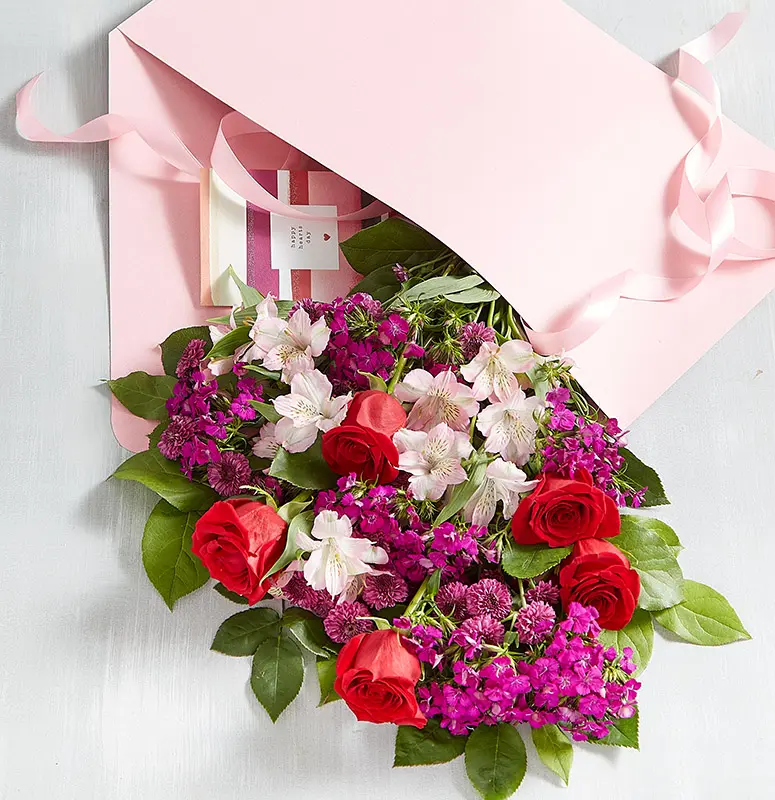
[15,68,388,223]
[526,11,775,355]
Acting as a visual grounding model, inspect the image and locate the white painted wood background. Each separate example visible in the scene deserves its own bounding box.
[1,1,774,797]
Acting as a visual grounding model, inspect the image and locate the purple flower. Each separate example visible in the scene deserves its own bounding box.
[459,322,497,361]
[404,342,425,359]
[323,602,373,643]
[449,615,505,659]
[206,451,252,496]
[515,602,556,645]
[525,580,561,605]
[157,415,197,460]
[175,339,206,378]
[378,314,410,347]
[393,263,409,282]
[465,579,512,620]
[362,572,408,610]
[436,581,468,618]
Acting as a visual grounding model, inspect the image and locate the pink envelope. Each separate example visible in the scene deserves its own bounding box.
[106,0,775,451]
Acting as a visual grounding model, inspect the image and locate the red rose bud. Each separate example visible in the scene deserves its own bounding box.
[192,499,287,604]
[321,425,400,484]
[344,390,407,437]
[335,630,427,728]
[511,470,620,547]
[559,539,640,630]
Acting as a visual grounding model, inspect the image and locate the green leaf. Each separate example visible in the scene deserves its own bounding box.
[653,580,750,646]
[444,287,500,304]
[609,519,684,611]
[340,218,448,275]
[159,326,212,376]
[403,274,483,302]
[250,632,305,722]
[148,421,168,449]
[262,510,313,582]
[269,438,338,490]
[619,448,669,507]
[501,542,572,580]
[281,607,338,657]
[465,723,527,800]
[620,515,682,556]
[359,371,389,392]
[113,449,218,512]
[108,371,177,421]
[213,582,249,605]
[592,710,639,749]
[228,264,264,306]
[250,400,281,424]
[243,364,282,381]
[277,496,313,523]
[394,719,467,767]
[531,724,573,786]
[597,608,654,676]
[141,500,209,610]
[434,458,488,526]
[211,607,281,656]
[206,325,251,361]
[316,658,341,706]
[348,265,401,302]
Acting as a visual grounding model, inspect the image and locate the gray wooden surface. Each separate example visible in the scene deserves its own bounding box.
[2,1,774,798]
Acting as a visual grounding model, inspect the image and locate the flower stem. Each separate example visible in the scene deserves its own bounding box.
[386,349,408,394]
[517,579,527,608]
[404,573,433,619]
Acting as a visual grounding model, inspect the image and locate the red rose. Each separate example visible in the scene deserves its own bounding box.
[191,499,287,604]
[322,425,400,483]
[511,470,620,547]
[559,539,640,630]
[345,390,407,436]
[335,630,427,728]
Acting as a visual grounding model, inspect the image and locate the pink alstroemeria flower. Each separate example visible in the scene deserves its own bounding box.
[394,369,479,432]
[460,340,536,402]
[476,386,542,466]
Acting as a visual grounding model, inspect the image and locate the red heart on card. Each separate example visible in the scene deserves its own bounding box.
[323,233,331,241]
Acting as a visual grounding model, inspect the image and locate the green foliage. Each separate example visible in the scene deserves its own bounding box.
[403,274,483,302]
[433,458,488,526]
[262,510,314,583]
[653,580,750,646]
[141,500,209,610]
[445,287,500,304]
[107,371,177,421]
[281,607,338,658]
[269,439,338,490]
[250,632,305,722]
[609,519,684,611]
[501,542,572,580]
[598,609,654,676]
[206,325,251,361]
[159,326,212,376]
[465,723,527,800]
[213,582,249,605]
[228,265,264,306]
[591,710,639,749]
[358,372,389,392]
[211,608,281,656]
[348,265,401,302]
[619,515,682,557]
[315,658,341,706]
[113,449,217,512]
[393,719,467,767]
[340,218,448,275]
[531,724,573,786]
[619,448,669,507]
[250,400,281,424]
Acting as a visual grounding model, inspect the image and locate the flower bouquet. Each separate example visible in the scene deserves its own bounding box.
[108,218,749,799]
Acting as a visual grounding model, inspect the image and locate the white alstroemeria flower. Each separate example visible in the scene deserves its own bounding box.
[463,459,539,527]
[476,387,543,466]
[251,422,280,459]
[297,511,388,598]
[460,340,536,402]
[208,309,250,376]
[273,369,351,453]
[393,423,473,501]
[394,369,480,432]
[246,295,330,382]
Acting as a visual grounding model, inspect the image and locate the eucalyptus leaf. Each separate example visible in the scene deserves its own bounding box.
[531,724,573,786]
[444,287,500,304]
[228,265,264,306]
[113,449,217,512]
[316,658,341,706]
[281,607,338,657]
[465,723,527,800]
[159,326,212,376]
[269,439,338,490]
[620,448,669,507]
[598,608,654,676]
[394,719,467,767]
[653,580,750,646]
[250,632,305,722]
[340,218,448,275]
[609,521,684,611]
[206,325,251,361]
[403,274,483,302]
[108,371,177,421]
[501,542,572,580]
[592,710,639,749]
[211,608,281,656]
[141,500,209,611]
[434,459,488,526]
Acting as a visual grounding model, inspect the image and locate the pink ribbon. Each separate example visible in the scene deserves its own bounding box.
[526,12,775,355]
[16,70,389,223]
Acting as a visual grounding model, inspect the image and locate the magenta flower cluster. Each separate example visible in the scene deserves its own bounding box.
[541,387,646,507]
